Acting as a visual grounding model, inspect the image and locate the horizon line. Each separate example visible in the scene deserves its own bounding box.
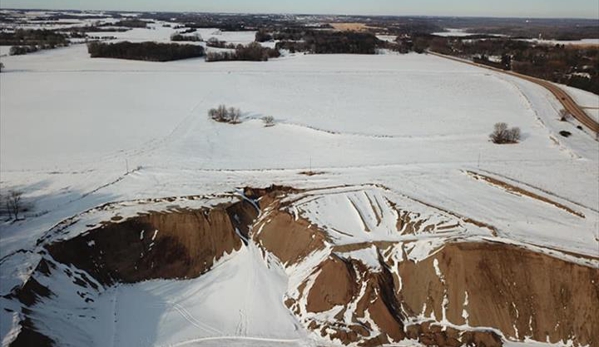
[1,7,598,21]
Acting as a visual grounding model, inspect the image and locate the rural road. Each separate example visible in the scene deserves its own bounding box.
[430,52,599,136]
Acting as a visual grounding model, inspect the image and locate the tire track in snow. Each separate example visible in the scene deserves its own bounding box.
[163,336,303,347]
[171,303,222,335]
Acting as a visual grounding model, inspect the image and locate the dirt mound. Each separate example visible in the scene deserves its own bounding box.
[252,208,328,267]
[46,201,257,285]
[6,186,599,347]
[395,242,599,346]
[289,254,406,346]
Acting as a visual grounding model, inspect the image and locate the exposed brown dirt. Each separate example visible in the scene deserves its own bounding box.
[466,171,585,218]
[8,186,599,347]
[402,196,499,236]
[252,197,328,267]
[330,23,369,32]
[306,256,357,313]
[405,323,503,347]
[46,200,257,284]
[12,277,52,306]
[296,254,407,345]
[396,242,599,346]
[9,317,54,347]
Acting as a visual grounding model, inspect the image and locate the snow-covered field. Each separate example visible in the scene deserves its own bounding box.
[559,84,599,122]
[521,38,599,46]
[432,28,506,37]
[0,46,10,57]
[1,22,598,346]
[433,29,599,47]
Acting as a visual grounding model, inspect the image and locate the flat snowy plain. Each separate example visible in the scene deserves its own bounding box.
[1,24,598,347]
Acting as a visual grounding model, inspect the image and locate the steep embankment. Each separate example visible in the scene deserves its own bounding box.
[4,186,598,347]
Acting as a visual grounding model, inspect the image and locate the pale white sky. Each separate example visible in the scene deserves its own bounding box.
[1,0,598,18]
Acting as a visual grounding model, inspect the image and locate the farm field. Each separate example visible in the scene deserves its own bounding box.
[1,17,598,347]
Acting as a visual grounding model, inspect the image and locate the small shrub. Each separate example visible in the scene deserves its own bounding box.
[208,105,242,124]
[262,116,275,127]
[559,109,571,121]
[255,29,273,42]
[490,122,521,144]
[559,130,572,137]
[171,33,202,42]
[2,190,29,221]
[228,107,241,123]
[10,45,40,55]
[206,37,235,49]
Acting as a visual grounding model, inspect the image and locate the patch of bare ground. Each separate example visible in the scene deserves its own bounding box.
[466,170,585,218]
[251,194,328,267]
[293,254,407,346]
[396,242,599,346]
[397,195,500,237]
[329,23,369,32]
[392,205,460,236]
[7,185,598,347]
[46,200,257,284]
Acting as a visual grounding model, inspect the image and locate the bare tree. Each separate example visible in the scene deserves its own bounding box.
[490,122,521,144]
[208,105,242,124]
[262,116,275,127]
[228,107,241,124]
[6,190,24,220]
[2,193,12,220]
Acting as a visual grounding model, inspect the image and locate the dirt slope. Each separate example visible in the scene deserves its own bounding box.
[6,187,599,347]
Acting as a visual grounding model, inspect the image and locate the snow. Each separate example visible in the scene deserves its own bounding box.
[1,46,596,257]
[521,38,599,46]
[22,242,306,347]
[376,35,397,42]
[432,28,506,37]
[1,23,598,347]
[559,85,599,122]
[337,245,382,270]
[0,46,11,57]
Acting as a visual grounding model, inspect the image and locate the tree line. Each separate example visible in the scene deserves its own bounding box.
[171,33,203,42]
[206,42,280,62]
[88,41,205,62]
[274,30,380,54]
[0,29,69,46]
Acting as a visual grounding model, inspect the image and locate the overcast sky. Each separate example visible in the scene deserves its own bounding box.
[1,0,598,18]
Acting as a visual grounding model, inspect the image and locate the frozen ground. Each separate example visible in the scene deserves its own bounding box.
[1,31,598,347]
[1,43,597,259]
[0,46,10,57]
[559,85,599,122]
[521,38,599,46]
[432,28,506,37]
[25,241,307,347]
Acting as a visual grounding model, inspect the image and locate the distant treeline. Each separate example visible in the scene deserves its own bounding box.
[206,38,236,49]
[275,31,379,54]
[206,42,280,62]
[87,41,205,62]
[114,19,148,28]
[171,33,202,42]
[416,35,599,95]
[0,29,68,47]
